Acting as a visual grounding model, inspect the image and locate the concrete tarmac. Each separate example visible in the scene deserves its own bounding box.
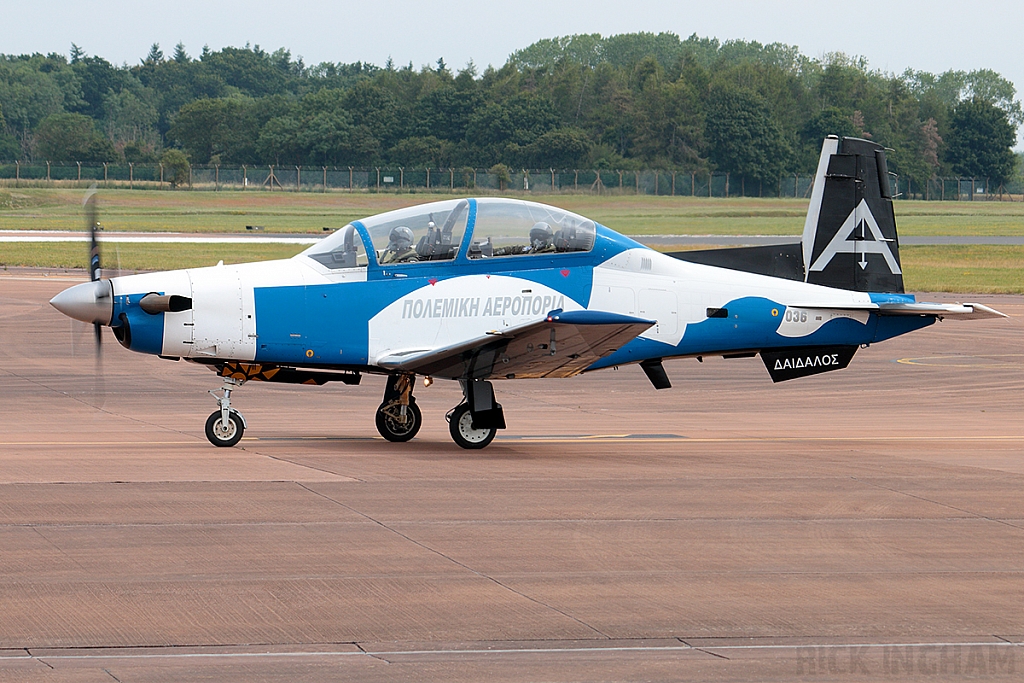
[1,271,1022,681]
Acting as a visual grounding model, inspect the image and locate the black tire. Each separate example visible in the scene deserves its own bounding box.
[447,403,497,450]
[375,398,422,442]
[205,410,244,447]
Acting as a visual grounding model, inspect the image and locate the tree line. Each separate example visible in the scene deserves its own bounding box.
[0,33,1020,188]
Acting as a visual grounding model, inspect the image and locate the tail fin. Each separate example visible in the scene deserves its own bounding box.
[802,136,904,293]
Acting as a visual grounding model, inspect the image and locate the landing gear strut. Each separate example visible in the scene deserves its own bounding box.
[447,379,504,449]
[206,377,247,447]
[375,373,422,442]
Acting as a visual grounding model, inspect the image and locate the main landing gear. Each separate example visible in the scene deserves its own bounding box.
[202,373,505,450]
[375,373,423,442]
[206,377,247,447]
[446,379,505,450]
[376,374,506,449]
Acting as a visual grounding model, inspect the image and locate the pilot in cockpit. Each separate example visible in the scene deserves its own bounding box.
[529,222,556,253]
[380,226,419,264]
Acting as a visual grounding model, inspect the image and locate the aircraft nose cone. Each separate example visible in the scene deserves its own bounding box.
[49,280,113,325]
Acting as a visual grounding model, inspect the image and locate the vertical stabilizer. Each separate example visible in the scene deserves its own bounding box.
[802,136,904,293]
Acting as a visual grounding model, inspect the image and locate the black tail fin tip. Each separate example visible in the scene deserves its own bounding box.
[665,135,903,293]
[802,136,904,293]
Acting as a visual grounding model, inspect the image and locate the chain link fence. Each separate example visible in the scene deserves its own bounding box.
[1,162,1020,200]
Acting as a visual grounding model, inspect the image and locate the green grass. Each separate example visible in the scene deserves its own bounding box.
[0,242,305,272]
[2,188,1024,236]
[3,242,1020,294]
[1,189,1021,293]
[899,245,1024,294]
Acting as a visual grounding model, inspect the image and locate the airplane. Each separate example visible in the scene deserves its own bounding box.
[49,136,1006,449]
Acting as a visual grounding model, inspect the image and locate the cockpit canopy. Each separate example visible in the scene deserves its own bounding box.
[301,198,596,269]
[468,198,595,259]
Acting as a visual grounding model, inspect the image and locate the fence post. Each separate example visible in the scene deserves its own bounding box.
[15,160,19,187]
[46,161,51,182]
[188,164,192,190]
[709,172,712,198]
[129,162,133,189]
[375,167,380,191]
[399,167,404,190]
[450,167,454,190]
[160,163,165,187]
[214,164,219,191]
[295,166,301,191]
[348,167,353,191]
[671,171,676,196]
[77,161,81,182]
[574,170,578,191]
[550,168,555,190]
[691,172,695,196]
[634,171,639,194]
[654,170,659,196]
[618,170,623,190]
[322,166,327,193]
[426,167,430,190]
[725,173,729,198]
[103,163,108,184]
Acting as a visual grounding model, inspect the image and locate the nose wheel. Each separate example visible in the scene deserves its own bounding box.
[205,377,247,447]
[206,409,244,447]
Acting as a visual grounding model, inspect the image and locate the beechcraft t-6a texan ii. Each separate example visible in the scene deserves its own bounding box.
[50,137,1005,449]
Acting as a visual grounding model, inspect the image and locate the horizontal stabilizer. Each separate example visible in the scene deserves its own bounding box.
[788,301,1007,320]
[378,310,654,380]
[876,301,1007,320]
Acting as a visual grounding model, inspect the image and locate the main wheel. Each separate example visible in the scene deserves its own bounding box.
[375,398,422,442]
[447,403,497,450]
[205,410,244,447]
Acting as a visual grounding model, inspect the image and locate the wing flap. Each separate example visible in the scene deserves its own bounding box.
[378,310,654,380]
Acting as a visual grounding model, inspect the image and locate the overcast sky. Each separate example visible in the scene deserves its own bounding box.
[3,0,1022,146]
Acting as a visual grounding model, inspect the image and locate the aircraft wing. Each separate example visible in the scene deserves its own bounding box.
[377,310,655,380]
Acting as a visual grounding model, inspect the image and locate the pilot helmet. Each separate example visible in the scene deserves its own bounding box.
[389,226,414,250]
[529,222,553,248]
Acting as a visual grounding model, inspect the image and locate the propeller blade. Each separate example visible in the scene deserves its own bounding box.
[84,186,100,282]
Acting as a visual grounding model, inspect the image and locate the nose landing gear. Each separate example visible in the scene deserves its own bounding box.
[205,377,247,447]
[375,373,422,442]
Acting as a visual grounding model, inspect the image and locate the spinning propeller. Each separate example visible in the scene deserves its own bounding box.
[86,188,103,349]
[50,187,114,353]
